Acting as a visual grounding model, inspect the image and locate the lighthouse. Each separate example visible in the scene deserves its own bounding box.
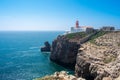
[70,20,91,33]
[76,20,79,28]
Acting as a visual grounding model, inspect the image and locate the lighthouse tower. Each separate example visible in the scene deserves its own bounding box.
[76,20,79,28]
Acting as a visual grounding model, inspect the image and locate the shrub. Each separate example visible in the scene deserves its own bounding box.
[89,31,108,44]
[118,43,120,46]
[66,32,87,39]
[103,56,116,63]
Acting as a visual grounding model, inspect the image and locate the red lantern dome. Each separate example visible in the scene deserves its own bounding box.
[76,20,79,28]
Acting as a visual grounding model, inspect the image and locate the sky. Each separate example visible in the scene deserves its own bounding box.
[0,0,120,31]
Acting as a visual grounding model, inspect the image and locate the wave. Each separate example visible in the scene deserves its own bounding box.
[29,47,39,50]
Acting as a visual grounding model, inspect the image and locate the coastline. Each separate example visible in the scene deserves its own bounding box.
[39,30,120,80]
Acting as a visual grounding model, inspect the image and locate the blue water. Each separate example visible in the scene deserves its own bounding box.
[0,31,72,80]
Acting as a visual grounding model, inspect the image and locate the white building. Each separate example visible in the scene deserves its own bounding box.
[70,20,92,33]
[64,20,93,34]
[70,26,86,33]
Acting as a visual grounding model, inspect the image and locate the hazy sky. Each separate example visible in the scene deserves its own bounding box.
[0,0,120,31]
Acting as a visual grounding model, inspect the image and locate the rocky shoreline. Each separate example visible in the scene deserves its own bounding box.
[40,31,120,80]
[34,71,85,80]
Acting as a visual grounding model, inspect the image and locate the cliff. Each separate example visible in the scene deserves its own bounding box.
[50,35,80,69]
[75,31,120,80]
[50,31,120,80]
[50,32,91,69]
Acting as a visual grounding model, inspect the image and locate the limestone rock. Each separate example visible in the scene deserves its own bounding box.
[102,77,112,80]
[75,31,120,80]
[34,71,86,80]
[115,76,120,80]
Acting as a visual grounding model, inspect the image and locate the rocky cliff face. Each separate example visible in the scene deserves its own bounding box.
[75,31,120,80]
[50,31,120,80]
[50,35,80,69]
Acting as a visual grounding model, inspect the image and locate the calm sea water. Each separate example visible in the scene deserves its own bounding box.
[0,31,73,80]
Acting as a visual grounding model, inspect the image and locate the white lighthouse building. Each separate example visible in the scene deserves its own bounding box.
[70,20,92,33]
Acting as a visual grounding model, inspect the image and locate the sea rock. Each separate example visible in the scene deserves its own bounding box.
[50,35,80,69]
[41,41,51,52]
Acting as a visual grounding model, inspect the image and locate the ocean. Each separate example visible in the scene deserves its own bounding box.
[0,31,72,80]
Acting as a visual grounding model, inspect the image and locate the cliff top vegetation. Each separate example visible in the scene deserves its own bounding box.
[89,31,108,44]
[65,32,87,39]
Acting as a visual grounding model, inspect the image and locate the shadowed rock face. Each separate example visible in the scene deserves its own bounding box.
[41,41,51,52]
[50,32,92,69]
[50,35,80,69]
[75,50,110,80]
